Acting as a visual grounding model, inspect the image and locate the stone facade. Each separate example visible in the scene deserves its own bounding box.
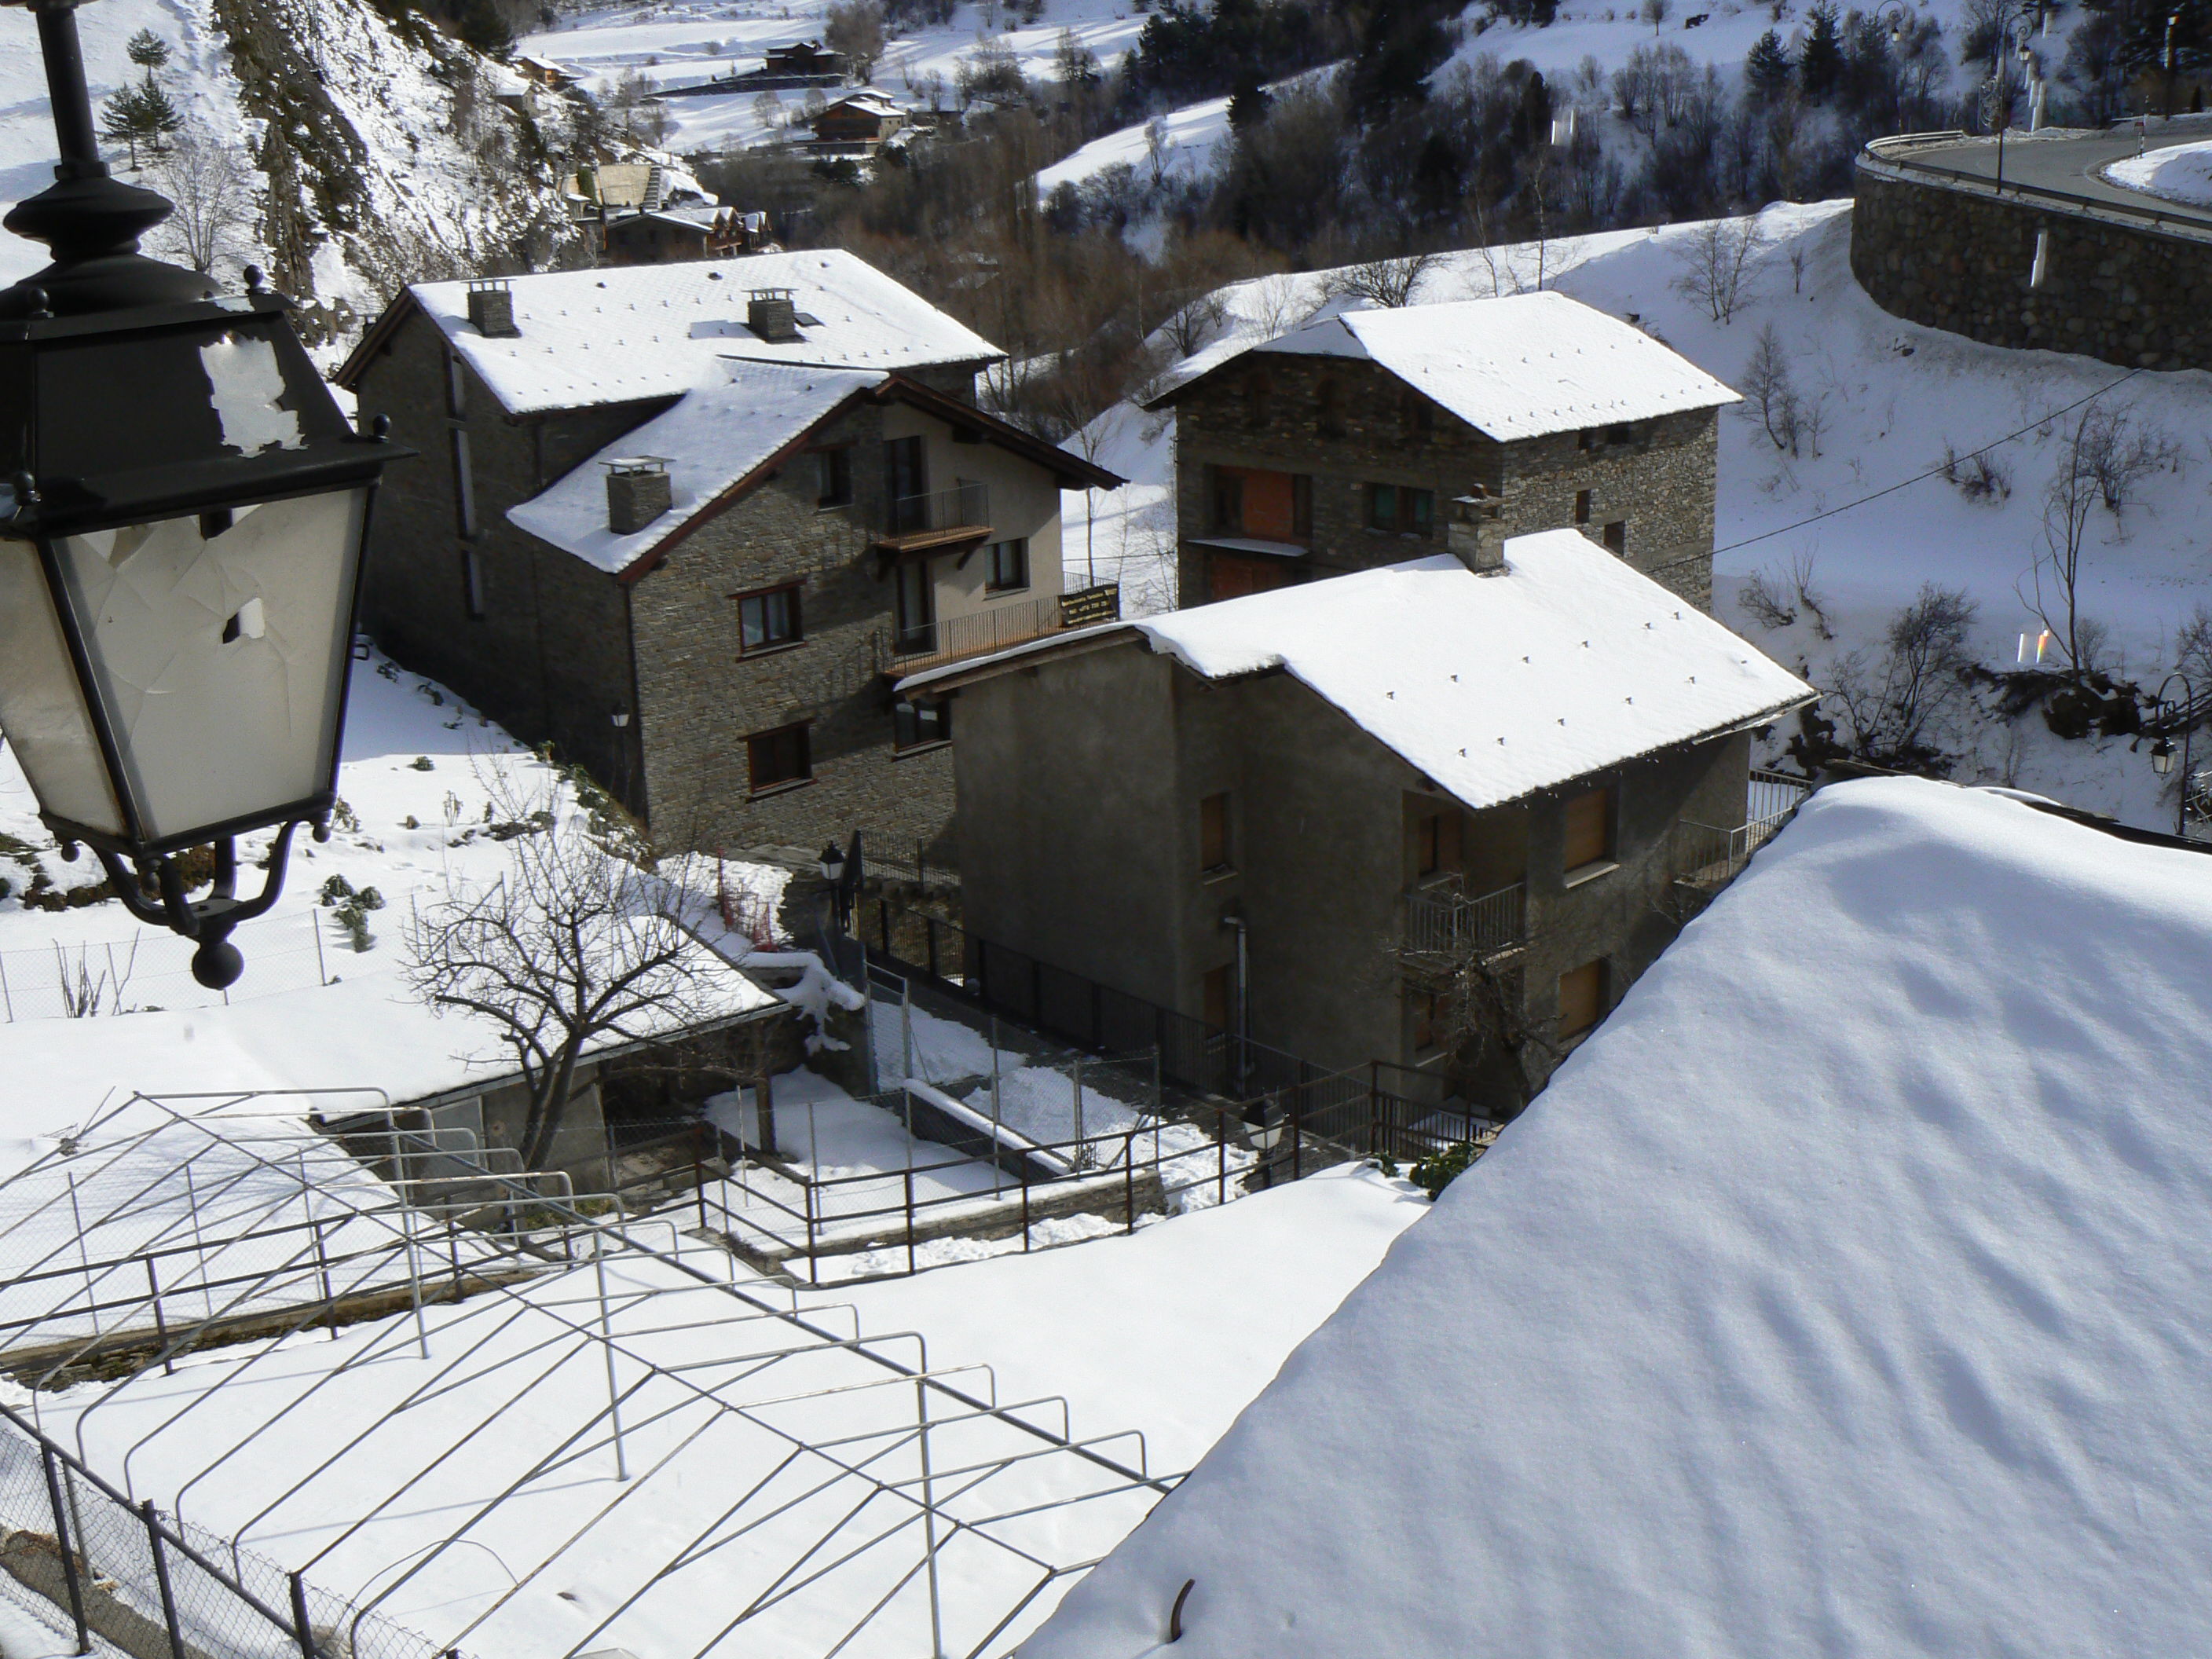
[1851,159,2212,372]
[1170,353,1719,610]
[346,306,1085,859]
[948,635,1757,1112]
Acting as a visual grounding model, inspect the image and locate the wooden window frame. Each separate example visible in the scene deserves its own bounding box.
[1558,958,1610,1041]
[735,581,804,657]
[1365,482,1435,537]
[745,721,813,797]
[984,537,1030,593]
[1562,784,1617,880]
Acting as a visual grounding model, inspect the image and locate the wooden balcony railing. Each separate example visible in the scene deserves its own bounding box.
[890,584,1122,675]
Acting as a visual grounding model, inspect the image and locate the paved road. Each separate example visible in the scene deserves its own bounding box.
[1888,115,2212,229]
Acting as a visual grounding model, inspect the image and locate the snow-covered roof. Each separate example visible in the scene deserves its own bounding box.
[911,532,1807,809]
[508,362,883,574]
[1021,778,2212,1657]
[389,250,1000,416]
[1247,291,1741,441]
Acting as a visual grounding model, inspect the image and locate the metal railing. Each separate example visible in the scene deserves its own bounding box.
[882,481,990,539]
[1859,128,2212,242]
[891,583,1121,672]
[0,910,335,1022]
[1401,880,1525,965]
[1674,768,1811,891]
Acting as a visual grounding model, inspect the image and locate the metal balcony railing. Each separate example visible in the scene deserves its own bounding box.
[890,584,1122,673]
[881,481,990,540]
[1674,768,1812,892]
[1401,880,1526,968]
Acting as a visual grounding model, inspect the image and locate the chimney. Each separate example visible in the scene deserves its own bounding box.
[747,287,801,342]
[604,457,672,534]
[1447,491,1506,574]
[466,278,519,339]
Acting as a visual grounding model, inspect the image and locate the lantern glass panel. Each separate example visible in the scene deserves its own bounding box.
[52,486,368,844]
[0,537,126,835]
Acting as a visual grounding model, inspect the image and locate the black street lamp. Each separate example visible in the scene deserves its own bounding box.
[0,0,411,989]
[2148,673,2201,838]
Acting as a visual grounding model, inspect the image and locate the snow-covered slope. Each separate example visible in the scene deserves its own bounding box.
[1068,200,2212,826]
[1023,776,2212,1658]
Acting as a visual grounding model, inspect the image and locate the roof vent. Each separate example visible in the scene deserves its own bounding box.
[603,456,672,535]
[1448,493,1505,575]
[747,287,801,342]
[467,278,519,339]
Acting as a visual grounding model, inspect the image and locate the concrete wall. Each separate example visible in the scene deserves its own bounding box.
[1172,353,1719,610]
[1851,160,2212,372]
[879,403,1069,623]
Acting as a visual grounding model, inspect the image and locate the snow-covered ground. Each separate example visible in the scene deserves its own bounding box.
[1024,776,2212,1657]
[2106,135,2212,204]
[1065,200,2212,827]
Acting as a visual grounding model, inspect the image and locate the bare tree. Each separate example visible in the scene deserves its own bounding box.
[2073,405,2178,518]
[1161,290,1228,357]
[1671,216,1764,323]
[1824,584,1979,770]
[1326,251,1441,308]
[825,0,886,82]
[145,130,258,276]
[405,776,727,1170]
[2026,407,2106,672]
[1144,115,1170,187]
[1641,0,1673,34]
[1741,321,1799,452]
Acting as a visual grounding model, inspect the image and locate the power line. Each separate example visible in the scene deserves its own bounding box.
[1713,365,2148,558]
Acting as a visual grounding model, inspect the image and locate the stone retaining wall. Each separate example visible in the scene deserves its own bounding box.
[1851,160,2212,372]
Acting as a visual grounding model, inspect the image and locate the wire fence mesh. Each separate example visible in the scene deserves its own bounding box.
[0,911,339,1024]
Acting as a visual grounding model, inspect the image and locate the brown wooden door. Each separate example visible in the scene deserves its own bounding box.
[1209,553,1290,602]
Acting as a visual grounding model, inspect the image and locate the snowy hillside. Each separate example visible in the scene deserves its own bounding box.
[0,0,574,336]
[1068,201,2212,828]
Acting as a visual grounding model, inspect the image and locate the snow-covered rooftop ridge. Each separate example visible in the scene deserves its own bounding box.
[1132,532,1809,810]
[508,361,884,573]
[1251,290,1741,441]
[1023,777,2212,1657]
[406,249,1000,416]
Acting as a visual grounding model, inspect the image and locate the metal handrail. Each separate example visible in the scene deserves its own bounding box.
[1402,880,1526,961]
[882,481,989,537]
[1858,130,2212,241]
[890,583,1120,671]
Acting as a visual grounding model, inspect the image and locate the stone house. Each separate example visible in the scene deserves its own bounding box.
[602,207,771,266]
[1148,291,1739,610]
[337,253,1120,859]
[903,528,1811,1112]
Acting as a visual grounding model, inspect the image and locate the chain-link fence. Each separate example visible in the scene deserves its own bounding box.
[0,912,338,1023]
[0,1403,452,1659]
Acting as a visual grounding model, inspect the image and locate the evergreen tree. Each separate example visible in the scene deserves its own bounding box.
[1228,69,1273,130]
[1798,2,1844,99]
[99,77,182,167]
[1745,28,1795,102]
[126,28,171,70]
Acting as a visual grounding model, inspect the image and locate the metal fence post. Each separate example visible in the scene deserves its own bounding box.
[1071,1054,1085,1146]
[591,1229,629,1482]
[145,1255,172,1375]
[905,1170,917,1276]
[1020,1159,1031,1251]
[288,1570,319,1659]
[142,1500,188,1659]
[0,949,13,1022]
[39,1447,90,1654]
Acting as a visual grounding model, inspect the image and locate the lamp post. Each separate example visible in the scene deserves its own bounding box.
[1983,2,2042,186]
[1873,0,1913,130]
[2148,673,2199,837]
[0,0,411,989]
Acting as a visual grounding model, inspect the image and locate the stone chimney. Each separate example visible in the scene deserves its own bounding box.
[747,287,800,342]
[604,457,672,534]
[1447,491,1506,574]
[466,278,519,339]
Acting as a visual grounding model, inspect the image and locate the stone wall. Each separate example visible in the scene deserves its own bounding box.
[1851,159,2212,371]
[1172,352,1719,610]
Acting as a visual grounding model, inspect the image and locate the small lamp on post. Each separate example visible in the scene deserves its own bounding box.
[2148,673,2198,837]
[0,0,411,990]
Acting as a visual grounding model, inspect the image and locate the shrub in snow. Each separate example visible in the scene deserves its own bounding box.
[1939,440,2012,504]
[1411,1140,1483,1200]
[411,756,435,771]
[1793,583,1979,775]
[1737,569,1797,630]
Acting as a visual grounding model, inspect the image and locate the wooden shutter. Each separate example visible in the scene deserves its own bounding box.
[1563,786,1613,871]
[1558,960,1606,1038]
[1241,470,1298,540]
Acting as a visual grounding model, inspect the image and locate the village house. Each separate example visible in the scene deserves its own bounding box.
[809,90,907,157]
[336,253,1121,859]
[1148,291,1739,610]
[602,206,771,266]
[903,527,1810,1113]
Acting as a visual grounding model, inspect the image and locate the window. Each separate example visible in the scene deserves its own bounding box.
[894,561,935,654]
[894,697,951,750]
[1415,810,1459,878]
[462,548,485,620]
[1317,379,1345,438]
[1562,786,1615,873]
[1411,987,1445,1053]
[985,538,1029,592]
[1602,521,1627,555]
[884,434,926,508]
[1558,958,1609,1038]
[1209,467,1310,542]
[1606,423,1635,445]
[1365,484,1434,537]
[813,446,852,508]
[1245,372,1272,430]
[1199,791,1232,873]
[1208,467,1243,533]
[450,429,477,538]
[746,723,811,793]
[1574,489,1594,526]
[738,584,802,654]
[1203,964,1232,1031]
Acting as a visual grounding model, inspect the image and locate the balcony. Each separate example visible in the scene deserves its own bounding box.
[1401,880,1526,974]
[1673,769,1812,894]
[873,482,991,554]
[889,584,1122,675]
